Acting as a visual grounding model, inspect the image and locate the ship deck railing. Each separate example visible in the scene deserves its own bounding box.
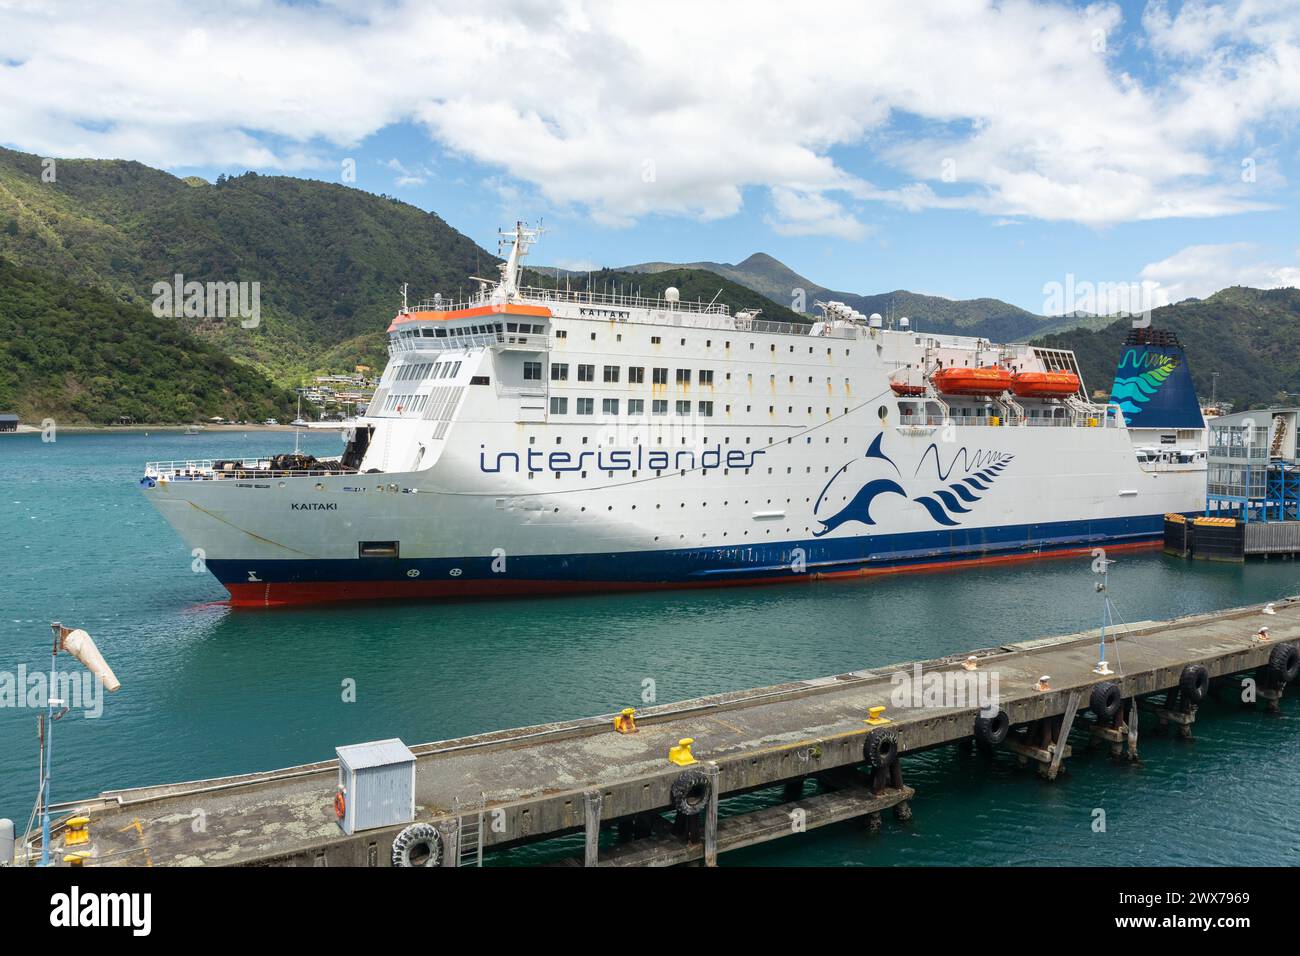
[898,411,1118,428]
[516,286,733,316]
[144,459,355,480]
[399,287,927,346]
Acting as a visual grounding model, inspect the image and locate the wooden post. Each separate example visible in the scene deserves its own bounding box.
[583,789,602,867]
[1047,690,1082,781]
[704,763,720,868]
[439,822,459,868]
[1125,698,1139,760]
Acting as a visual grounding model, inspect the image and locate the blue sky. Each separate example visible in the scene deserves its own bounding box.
[2,0,1298,313]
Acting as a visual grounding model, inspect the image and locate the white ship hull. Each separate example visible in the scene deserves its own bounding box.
[141,225,1207,606]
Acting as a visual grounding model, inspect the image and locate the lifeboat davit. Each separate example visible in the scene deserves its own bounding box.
[1012,371,1081,398]
[932,366,1013,395]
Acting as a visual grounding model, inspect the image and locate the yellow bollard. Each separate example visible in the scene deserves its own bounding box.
[613,707,638,734]
[64,816,91,848]
[864,705,891,726]
[63,852,91,866]
[668,737,697,766]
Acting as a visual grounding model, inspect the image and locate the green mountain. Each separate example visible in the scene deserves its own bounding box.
[1037,287,1300,408]
[616,252,1098,342]
[0,146,490,383]
[0,257,297,424]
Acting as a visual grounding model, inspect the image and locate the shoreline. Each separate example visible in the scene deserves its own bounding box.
[2,423,338,434]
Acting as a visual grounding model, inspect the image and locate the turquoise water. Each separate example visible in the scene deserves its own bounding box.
[1,431,1297,865]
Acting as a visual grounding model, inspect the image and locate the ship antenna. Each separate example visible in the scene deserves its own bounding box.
[400,282,408,313]
[496,220,541,300]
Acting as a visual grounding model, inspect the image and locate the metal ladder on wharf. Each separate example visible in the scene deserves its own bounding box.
[453,795,485,867]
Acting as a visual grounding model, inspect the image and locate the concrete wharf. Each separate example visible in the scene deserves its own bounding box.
[32,598,1300,868]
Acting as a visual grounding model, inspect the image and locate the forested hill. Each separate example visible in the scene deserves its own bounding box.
[0,146,489,382]
[0,257,297,424]
[1036,286,1300,408]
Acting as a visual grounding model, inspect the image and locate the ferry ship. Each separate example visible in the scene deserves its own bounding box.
[141,224,1207,606]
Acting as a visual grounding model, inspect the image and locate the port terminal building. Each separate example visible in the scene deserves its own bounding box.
[1169,407,1300,560]
[1206,408,1299,522]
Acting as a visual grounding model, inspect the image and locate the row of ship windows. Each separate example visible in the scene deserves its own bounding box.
[557,326,855,358]
[527,362,710,385]
[392,359,462,383]
[401,321,860,357]
[527,361,853,388]
[547,398,853,418]
[401,322,545,339]
[549,398,715,416]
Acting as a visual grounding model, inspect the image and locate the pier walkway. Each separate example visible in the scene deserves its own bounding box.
[40,598,1300,867]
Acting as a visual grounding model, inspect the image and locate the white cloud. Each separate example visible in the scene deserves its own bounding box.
[2,0,1299,235]
[381,158,431,187]
[1140,242,1300,301]
[765,187,868,240]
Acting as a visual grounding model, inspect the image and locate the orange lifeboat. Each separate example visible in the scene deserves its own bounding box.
[889,369,927,396]
[1012,371,1080,398]
[932,366,1013,395]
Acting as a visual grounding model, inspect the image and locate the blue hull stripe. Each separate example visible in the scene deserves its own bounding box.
[208,513,1170,586]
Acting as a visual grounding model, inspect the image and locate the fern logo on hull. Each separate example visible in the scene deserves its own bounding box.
[813,434,1013,535]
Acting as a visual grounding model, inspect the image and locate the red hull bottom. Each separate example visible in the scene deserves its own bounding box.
[221,540,1162,608]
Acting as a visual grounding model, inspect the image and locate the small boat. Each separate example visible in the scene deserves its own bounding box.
[1012,371,1081,398]
[888,370,926,397]
[184,425,204,435]
[932,366,1013,395]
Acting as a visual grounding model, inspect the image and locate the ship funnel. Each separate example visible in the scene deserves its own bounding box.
[1109,328,1204,429]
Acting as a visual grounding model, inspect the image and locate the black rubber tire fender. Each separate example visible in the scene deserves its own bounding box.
[863,728,899,769]
[973,710,1010,746]
[670,768,711,817]
[1090,681,1122,720]
[1267,643,1300,685]
[391,822,441,868]
[1179,664,1210,705]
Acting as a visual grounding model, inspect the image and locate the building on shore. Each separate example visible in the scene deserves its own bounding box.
[0,412,18,433]
[1206,408,1298,521]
